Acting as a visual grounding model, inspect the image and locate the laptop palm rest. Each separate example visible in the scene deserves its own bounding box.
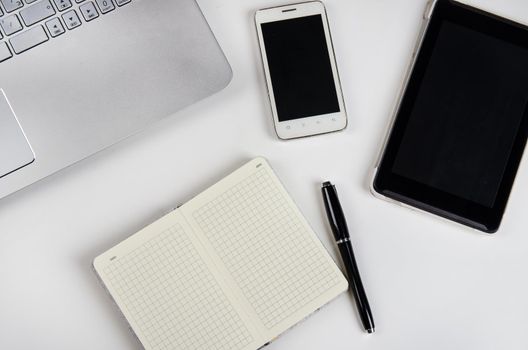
[0,90,35,179]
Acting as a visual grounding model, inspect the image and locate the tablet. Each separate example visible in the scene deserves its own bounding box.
[373,0,528,233]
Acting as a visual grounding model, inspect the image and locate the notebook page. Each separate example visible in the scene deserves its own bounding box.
[181,158,348,339]
[93,210,263,350]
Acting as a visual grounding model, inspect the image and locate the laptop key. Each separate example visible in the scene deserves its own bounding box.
[0,41,12,62]
[0,14,23,35]
[20,0,56,26]
[95,0,114,14]
[62,9,80,29]
[52,0,71,11]
[45,17,64,37]
[0,0,128,64]
[79,2,98,21]
[9,25,48,54]
[0,0,24,13]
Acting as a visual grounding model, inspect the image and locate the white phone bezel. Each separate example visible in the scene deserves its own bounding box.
[255,1,347,140]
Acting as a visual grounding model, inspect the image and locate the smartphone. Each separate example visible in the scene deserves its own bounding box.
[255,1,347,140]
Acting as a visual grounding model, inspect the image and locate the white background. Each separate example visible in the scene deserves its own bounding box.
[1,0,528,349]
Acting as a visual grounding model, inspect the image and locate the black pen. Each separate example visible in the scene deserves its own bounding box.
[321,182,375,334]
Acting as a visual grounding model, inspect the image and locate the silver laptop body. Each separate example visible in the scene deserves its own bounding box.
[0,0,232,200]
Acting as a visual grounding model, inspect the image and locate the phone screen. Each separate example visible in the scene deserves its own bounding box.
[261,15,340,122]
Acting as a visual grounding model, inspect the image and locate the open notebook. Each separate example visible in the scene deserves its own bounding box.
[93,157,348,350]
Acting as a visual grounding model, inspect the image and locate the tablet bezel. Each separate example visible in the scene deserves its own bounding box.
[373,0,528,233]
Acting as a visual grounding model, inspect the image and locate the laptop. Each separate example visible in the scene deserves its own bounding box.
[0,0,232,200]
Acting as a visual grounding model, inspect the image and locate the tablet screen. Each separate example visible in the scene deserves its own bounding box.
[374,0,528,232]
[392,20,528,208]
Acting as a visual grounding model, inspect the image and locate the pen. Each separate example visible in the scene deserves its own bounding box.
[321,181,375,334]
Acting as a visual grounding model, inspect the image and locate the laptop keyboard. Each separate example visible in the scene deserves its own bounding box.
[0,0,131,63]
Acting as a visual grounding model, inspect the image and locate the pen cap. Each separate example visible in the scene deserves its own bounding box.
[321,182,350,241]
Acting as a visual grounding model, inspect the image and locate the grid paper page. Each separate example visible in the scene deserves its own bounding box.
[103,224,254,350]
[192,167,343,329]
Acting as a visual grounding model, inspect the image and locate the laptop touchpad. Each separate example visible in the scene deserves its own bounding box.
[0,90,35,178]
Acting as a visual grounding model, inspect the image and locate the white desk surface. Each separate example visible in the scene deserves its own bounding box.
[1,0,528,349]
